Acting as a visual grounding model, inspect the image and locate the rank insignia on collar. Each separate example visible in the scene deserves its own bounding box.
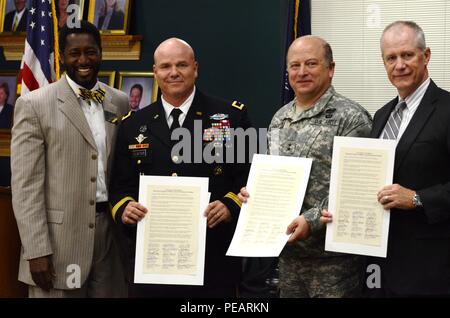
[135,134,147,144]
[231,101,245,110]
[153,114,159,120]
[210,113,228,120]
[139,125,147,133]
[196,111,203,116]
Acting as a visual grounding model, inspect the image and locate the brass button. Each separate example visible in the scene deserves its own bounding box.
[137,160,142,165]
[171,172,178,177]
[213,166,223,176]
[91,177,96,182]
[89,223,95,229]
[172,155,179,163]
[92,154,98,160]
[89,200,95,206]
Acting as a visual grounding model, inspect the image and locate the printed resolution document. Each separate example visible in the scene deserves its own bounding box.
[227,154,312,257]
[134,175,209,285]
[325,136,396,257]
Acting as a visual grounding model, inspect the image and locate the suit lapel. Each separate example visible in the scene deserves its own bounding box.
[183,92,206,134]
[57,77,97,151]
[370,98,398,138]
[149,102,172,148]
[394,81,438,172]
[101,88,118,158]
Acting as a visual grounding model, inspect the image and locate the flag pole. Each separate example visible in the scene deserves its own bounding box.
[50,0,60,80]
[294,0,300,39]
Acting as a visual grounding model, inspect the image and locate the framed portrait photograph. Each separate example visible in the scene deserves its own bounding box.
[118,72,158,112]
[0,71,18,129]
[55,0,85,29]
[0,0,29,33]
[98,71,116,87]
[88,0,131,35]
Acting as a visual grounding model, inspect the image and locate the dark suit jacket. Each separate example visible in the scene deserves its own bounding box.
[110,90,253,296]
[0,103,13,128]
[369,80,450,295]
[98,10,124,30]
[3,9,28,32]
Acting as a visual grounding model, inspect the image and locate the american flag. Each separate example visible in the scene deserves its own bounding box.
[19,0,56,95]
[280,0,311,105]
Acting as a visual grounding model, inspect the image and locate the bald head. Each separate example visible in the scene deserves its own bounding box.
[288,35,333,67]
[153,37,198,106]
[154,38,196,64]
[286,35,335,106]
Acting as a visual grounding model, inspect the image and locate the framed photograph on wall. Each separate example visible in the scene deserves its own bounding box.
[117,72,158,112]
[55,0,85,29]
[0,71,18,129]
[88,0,131,35]
[98,71,116,87]
[0,0,29,33]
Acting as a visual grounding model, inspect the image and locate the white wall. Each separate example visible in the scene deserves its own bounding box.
[312,0,450,114]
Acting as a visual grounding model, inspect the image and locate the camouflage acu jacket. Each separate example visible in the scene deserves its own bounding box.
[268,86,372,257]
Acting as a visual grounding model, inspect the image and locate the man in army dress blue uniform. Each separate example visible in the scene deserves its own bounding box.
[109,38,252,297]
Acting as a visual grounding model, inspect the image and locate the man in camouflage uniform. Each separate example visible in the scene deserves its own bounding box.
[240,35,372,297]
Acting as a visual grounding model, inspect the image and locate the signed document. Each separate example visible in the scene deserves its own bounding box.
[134,175,209,285]
[325,136,396,257]
[227,154,312,257]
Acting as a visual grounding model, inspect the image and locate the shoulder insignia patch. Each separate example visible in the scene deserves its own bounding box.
[231,101,245,110]
[121,110,133,121]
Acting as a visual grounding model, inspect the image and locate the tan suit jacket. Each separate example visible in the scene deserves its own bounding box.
[11,76,129,289]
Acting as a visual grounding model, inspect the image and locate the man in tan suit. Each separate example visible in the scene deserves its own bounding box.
[11,21,128,297]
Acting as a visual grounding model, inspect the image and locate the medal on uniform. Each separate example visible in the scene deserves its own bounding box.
[205,114,231,147]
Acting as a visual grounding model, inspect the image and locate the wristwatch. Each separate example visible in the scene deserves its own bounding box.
[412,193,423,208]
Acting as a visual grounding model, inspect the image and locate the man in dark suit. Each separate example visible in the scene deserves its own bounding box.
[3,0,28,32]
[110,37,253,297]
[0,82,13,128]
[368,20,450,297]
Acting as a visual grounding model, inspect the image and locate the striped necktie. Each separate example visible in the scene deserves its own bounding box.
[381,100,407,140]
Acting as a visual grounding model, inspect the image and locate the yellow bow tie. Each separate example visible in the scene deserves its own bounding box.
[79,88,106,104]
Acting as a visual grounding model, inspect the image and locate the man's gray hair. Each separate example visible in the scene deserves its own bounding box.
[380,21,426,53]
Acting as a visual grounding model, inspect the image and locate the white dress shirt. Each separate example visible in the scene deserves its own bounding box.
[66,75,108,202]
[396,77,430,141]
[161,87,196,128]
[12,8,26,30]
